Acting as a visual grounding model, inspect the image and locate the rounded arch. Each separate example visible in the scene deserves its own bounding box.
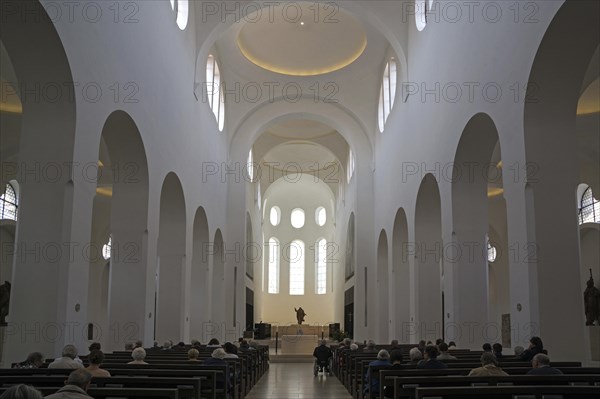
[392,208,410,342]
[93,110,150,351]
[522,0,599,359]
[414,173,442,339]
[191,206,210,338]
[211,228,225,337]
[156,172,187,343]
[376,229,389,342]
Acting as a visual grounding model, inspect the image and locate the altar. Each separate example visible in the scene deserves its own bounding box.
[280,334,319,354]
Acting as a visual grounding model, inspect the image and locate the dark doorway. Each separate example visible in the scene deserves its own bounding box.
[246,287,254,332]
[344,287,354,339]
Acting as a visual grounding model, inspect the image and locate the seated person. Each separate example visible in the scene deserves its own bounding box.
[45,369,93,399]
[313,339,333,376]
[408,347,423,364]
[390,339,401,351]
[224,342,239,358]
[492,343,503,359]
[207,338,221,348]
[203,348,232,392]
[519,336,545,361]
[437,342,457,360]
[468,352,508,376]
[417,345,448,369]
[188,348,201,362]
[0,384,42,399]
[383,350,403,399]
[48,345,83,369]
[448,341,457,350]
[364,350,391,395]
[128,347,148,364]
[482,343,493,352]
[133,340,143,349]
[363,339,377,353]
[526,353,563,375]
[88,342,101,353]
[514,345,525,356]
[13,352,44,369]
[84,350,111,377]
[161,340,174,351]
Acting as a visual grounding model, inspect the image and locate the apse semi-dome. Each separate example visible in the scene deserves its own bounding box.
[237,2,367,76]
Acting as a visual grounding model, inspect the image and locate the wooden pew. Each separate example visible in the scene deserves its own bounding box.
[413,385,600,399]
[0,386,180,398]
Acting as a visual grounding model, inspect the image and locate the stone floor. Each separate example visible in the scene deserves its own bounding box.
[245,363,352,399]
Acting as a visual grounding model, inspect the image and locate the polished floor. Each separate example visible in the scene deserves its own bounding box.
[245,363,352,399]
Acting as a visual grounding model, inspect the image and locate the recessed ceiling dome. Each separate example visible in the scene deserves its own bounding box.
[237,2,367,76]
[263,142,337,171]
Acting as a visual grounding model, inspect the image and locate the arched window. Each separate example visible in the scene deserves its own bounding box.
[289,240,305,295]
[102,236,112,261]
[170,0,189,30]
[579,186,600,224]
[316,238,327,294]
[268,237,280,294]
[378,58,398,132]
[0,183,18,221]
[247,149,255,182]
[415,0,427,31]
[315,207,327,226]
[291,208,305,229]
[347,148,355,184]
[257,181,262,210]
[206,54,225,131]
[487,238,497,263]
[270,206,281,226]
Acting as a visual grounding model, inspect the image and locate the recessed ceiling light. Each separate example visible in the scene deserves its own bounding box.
[300,21,305,26]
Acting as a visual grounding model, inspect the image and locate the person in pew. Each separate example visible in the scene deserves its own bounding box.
[84,350,111,377]
[417,340,426,354]
[363,340,377,353]
[390,339,401,351]
[417,346,448,369]
[409,347,423,364]
[493,343,504,359]
[207,338,221,348]
[13,352,45,369]
[191,339,201,348]
[448,341,457,350]
[48,345,83,369]
[128,347,148,365]
[526,353,563,375]
[223,342,239,358]
[133,340,143,349]
[435,338,443,346]
[87,342,101,353]
[468,352,509,376]
[363,350,391,396]
[518,336,545,362]
[188,348,201,362]
[514,345,525,356]
[161,341,174,352]
[482,343,493,353]
[44,369,93,399]
[350,343,359,351]
[203,348,233,393]
[382,350,404,399]
[437,342,457,360]
[0,384,43,399]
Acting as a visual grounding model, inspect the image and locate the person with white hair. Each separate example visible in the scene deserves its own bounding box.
[468,352,508,376]
[363,339,377,353]
[409,347,423,364]
[48,345,84,369]
[364,350,391,395]
[203,348,231,392]
[0,384,42,399]
[128,347,148,365]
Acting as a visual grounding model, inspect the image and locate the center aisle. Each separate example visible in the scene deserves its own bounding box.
[245,363,352,399]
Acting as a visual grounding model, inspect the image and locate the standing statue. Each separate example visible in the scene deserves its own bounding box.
[584,269,600,326]
[0,281,11,326]
[294,307,307,325]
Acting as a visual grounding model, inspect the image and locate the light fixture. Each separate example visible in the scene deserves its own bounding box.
[300,21,305,25]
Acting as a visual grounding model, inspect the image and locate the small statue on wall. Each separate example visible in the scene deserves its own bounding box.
[294,307,307,325]
[584,269,600,326]
[0,281,11,326]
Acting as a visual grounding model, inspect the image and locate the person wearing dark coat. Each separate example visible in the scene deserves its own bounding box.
[417,345,448,369]
[526,354,563,375]
[519,336,545,362]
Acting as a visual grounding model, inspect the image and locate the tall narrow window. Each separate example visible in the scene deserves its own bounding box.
[268,238,280,294]
[378,58,398,132]
[487,237,497,263]
[170,0,189,30]
[289,240,305,295]
[0,183,18,221]
[206,54,225,131]
[102,236,112,261]
[347,149,355,184]
[579,186,600,224]
[247,149,254,182]
[315,207,327,226]
[316,238,327,294]
[270,206,281,226]
[291,208,305,229]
